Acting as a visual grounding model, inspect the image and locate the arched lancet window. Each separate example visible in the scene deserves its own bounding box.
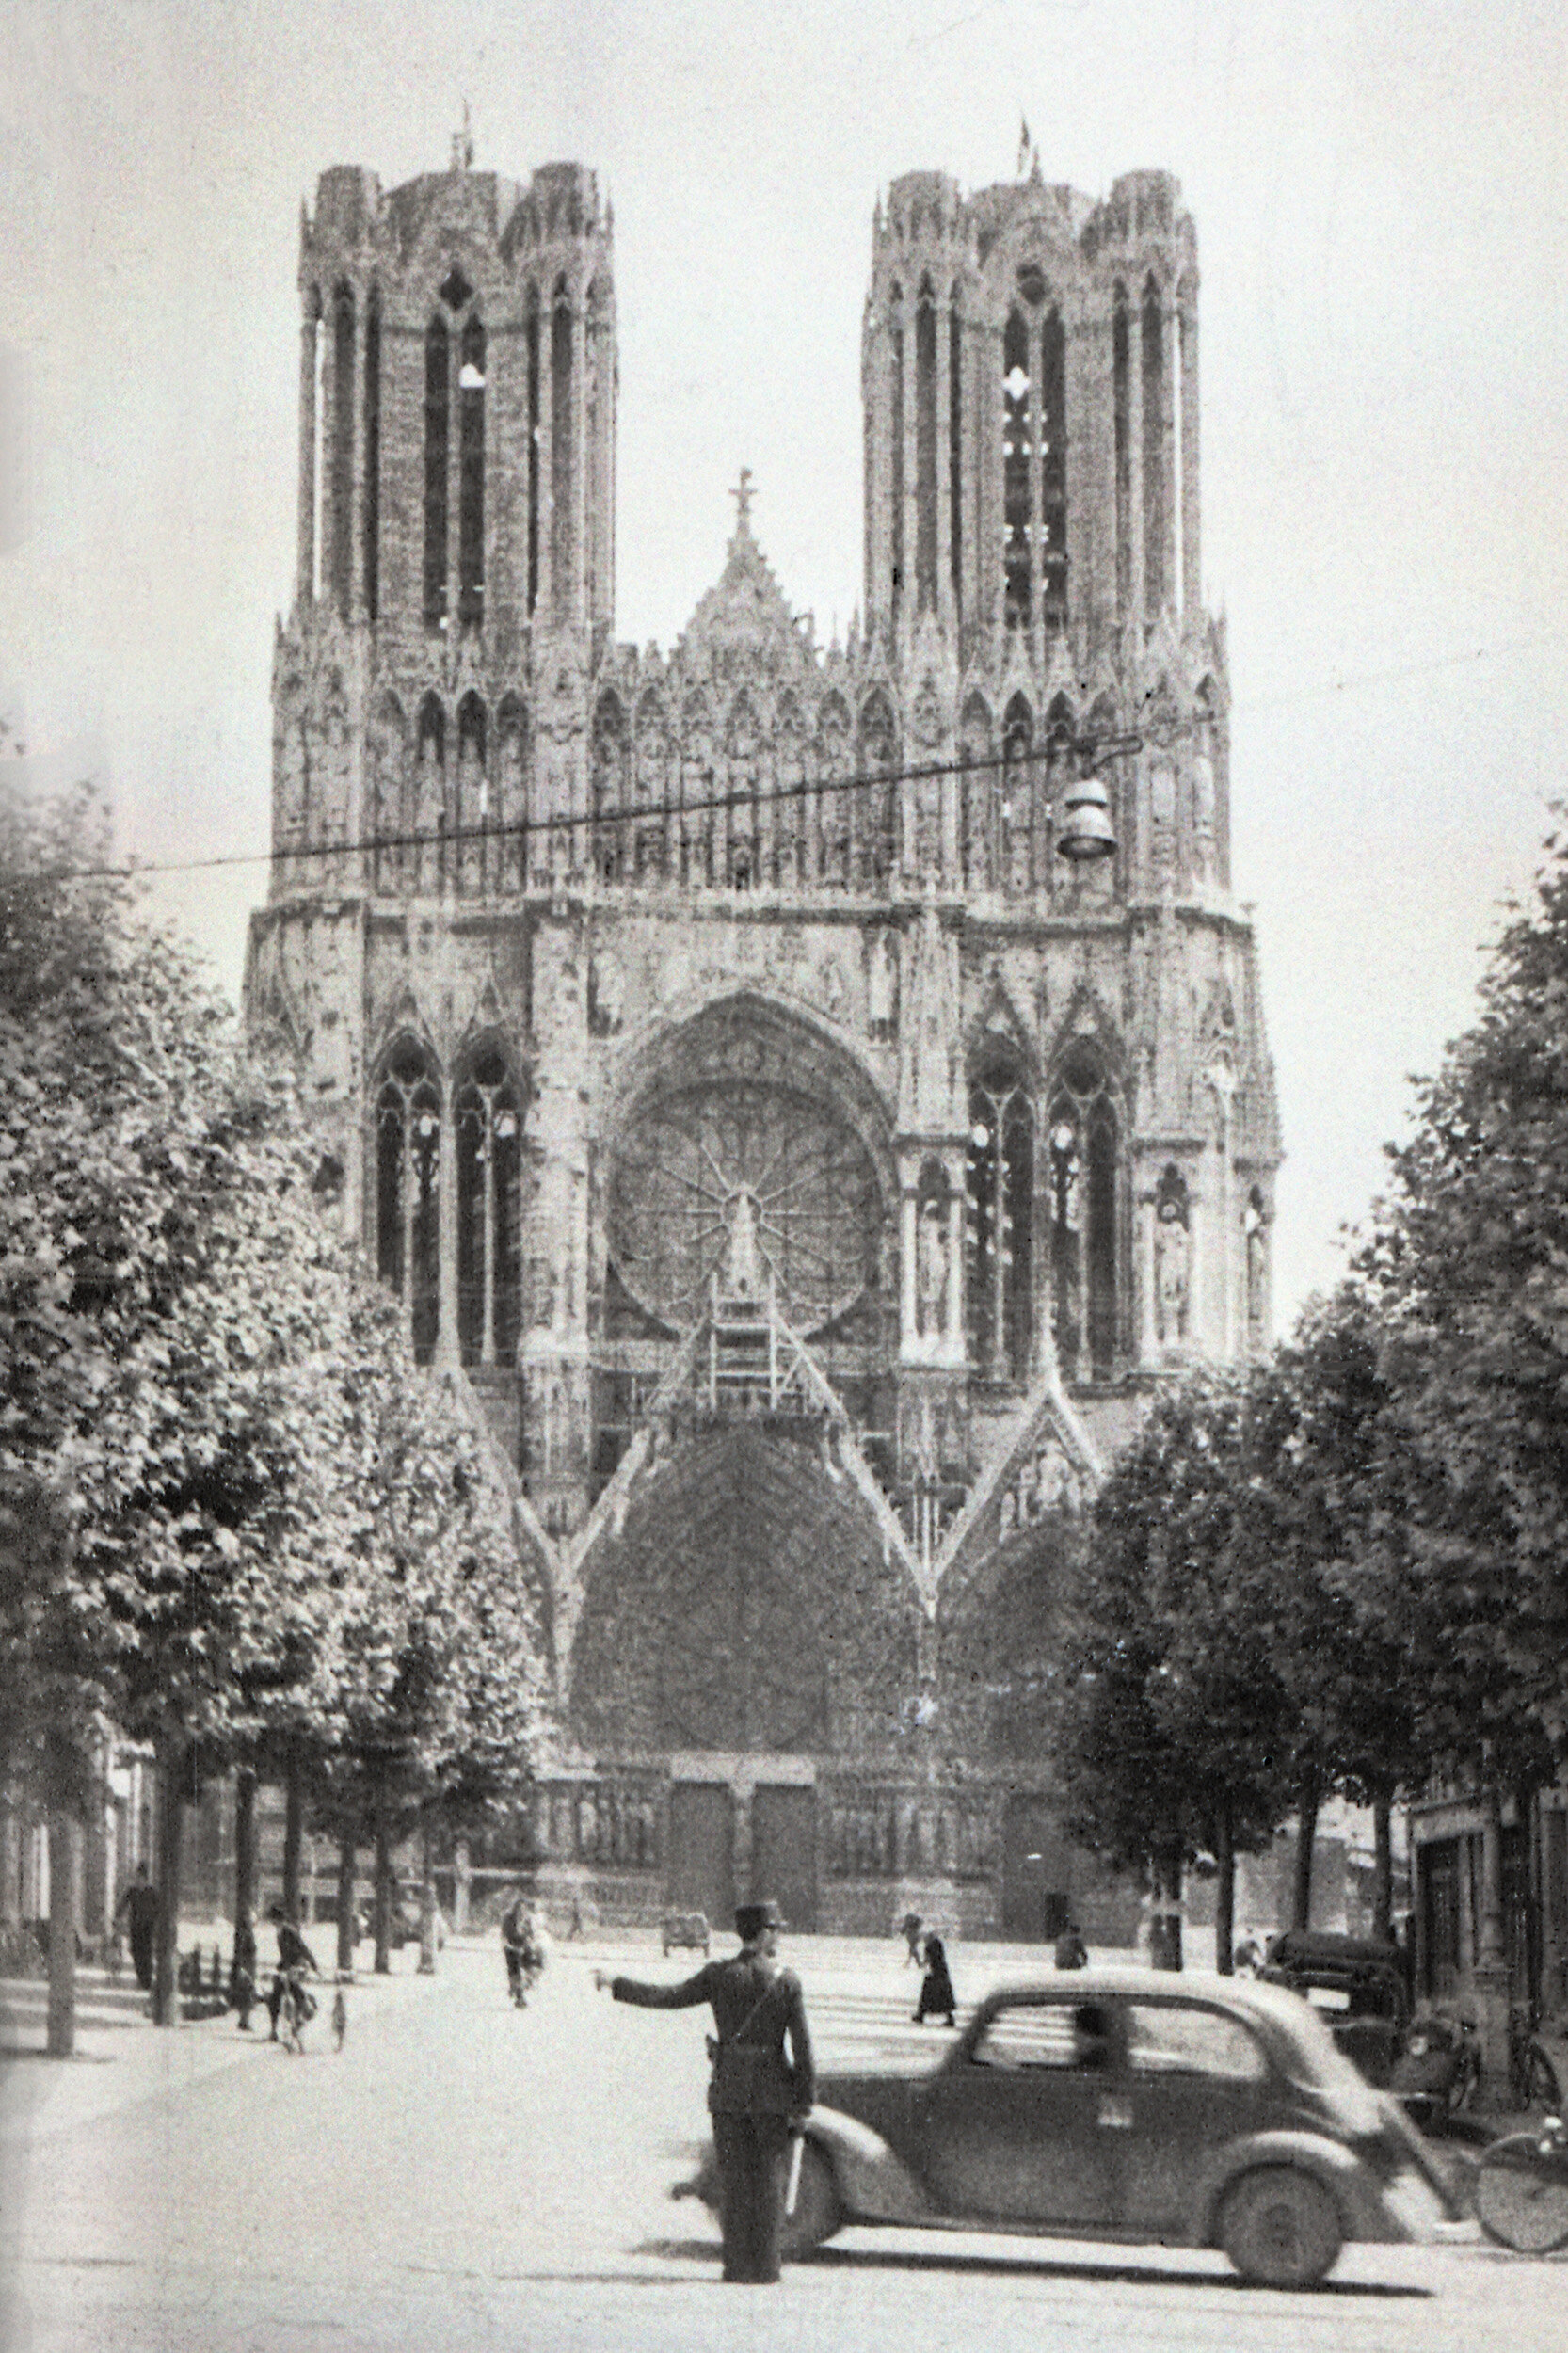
[967,1055,1035,1383]
[551,278,574,621]
[888,284,905,626]
[496,695,529,890]
[362,286,381,621]
[525,285,542,619]
[817,696,852,888]
[1040,304,1067,630]
[680,691,712,887]
[959,693,992,889]
[858,691,897,890]
[591,693,628,882]
[331,283,355,620]
[1112,283,1132,624]
[1048,1042,1119,1383]
[948,292,964,619]
[376,1043,442,1365]
[1142,275,1165,616]
[423,317,450,628]
[456,693,486,893]
[457,317,486,629]
[367,693,405,895]
[916,277,938,614]
[633,692,668,882]
[456,1048,521,1368]
[1002,306,1032,629]
[726,694,761,888]
[303,287,324,605]
[1000,693,1033,894]
[414,694,444,894]
[775,692,807,888]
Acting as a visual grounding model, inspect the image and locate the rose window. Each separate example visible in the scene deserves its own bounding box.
[607,1078,881,1334]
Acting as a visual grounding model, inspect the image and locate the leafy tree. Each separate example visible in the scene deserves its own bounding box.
[1055,1368,1296,1968]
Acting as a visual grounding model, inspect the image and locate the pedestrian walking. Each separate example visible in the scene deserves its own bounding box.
[1053,1919,1089,1970]
[597,1897,814,2283]
[115,1862,159,1991]
[899,1910,923,1965]
[264,1905,319,2039]
[500,1890,538,2006]
[913,1930,956,2026]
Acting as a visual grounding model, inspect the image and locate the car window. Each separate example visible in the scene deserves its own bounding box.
[972,2001,1109,2072]
[1126,2004,1268,2081]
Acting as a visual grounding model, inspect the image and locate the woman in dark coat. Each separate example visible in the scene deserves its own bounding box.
[913,1930,956,2026]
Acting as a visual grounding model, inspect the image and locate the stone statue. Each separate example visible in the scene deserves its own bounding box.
[1156,1197,1190,1344]
[917,1199,947,1337]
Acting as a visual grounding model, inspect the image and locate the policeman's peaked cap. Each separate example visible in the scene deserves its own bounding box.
[735,1899,786,1937]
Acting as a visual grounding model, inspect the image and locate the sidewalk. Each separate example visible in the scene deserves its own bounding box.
[0,1947,446,2145]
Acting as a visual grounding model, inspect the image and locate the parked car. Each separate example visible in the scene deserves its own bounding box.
[676,1969,1457,2286]
[1257,1931,1409,2088]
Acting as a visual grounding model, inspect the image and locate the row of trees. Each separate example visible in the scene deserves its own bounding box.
[1055,823,1568,1978]
[0,778,549,2045]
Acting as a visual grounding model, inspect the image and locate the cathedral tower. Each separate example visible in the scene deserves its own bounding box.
[247,144,1279,1943]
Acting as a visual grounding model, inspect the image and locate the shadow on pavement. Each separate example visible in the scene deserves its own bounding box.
[636,2237,1431,2297]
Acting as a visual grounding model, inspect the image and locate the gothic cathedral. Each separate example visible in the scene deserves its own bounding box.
[245,145,1279,1937]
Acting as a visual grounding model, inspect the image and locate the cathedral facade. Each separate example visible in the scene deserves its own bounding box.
[245,146,1279,1937]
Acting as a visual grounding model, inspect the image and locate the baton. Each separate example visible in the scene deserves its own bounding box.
[785,2128,805,2216]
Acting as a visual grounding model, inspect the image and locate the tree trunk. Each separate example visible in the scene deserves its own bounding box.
[1214,1800,1236,1976]
[418,1820,438,1976]
[0,1784,21,1927]
[1372,1788,1394,1945]
[336,1828,357,1976]
[373,1801,392,1976]
[232,1767,257,2018]
[1149,1843,1184,1971]
[454,1837,471,1935]
[151,1746,187,2028]
[46,1804,79,2057]
[1291,1777,1320,1933]
[282,1745,303,1924]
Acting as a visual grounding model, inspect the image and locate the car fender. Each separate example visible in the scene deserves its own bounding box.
[803,2105,936,2225]
[1194,2131,1384,2247]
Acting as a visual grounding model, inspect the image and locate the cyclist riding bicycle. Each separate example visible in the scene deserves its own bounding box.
[265,1904,321,2041]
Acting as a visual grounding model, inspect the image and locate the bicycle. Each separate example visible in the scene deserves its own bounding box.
[274,1966,319,2056]
[1473,2112,1568,2253]
[1509,2001,1563,2112]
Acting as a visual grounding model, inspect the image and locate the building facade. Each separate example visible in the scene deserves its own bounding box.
[244,145,1279,1936]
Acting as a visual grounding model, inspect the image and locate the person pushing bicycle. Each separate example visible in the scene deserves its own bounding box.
[265,1904,321,2040]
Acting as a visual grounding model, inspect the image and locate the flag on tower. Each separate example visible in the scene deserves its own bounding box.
[1017,117,1031,176]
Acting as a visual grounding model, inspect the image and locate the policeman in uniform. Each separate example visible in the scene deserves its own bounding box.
[598,1897,814,2282]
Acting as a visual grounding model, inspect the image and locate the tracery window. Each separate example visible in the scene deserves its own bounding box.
[456,1050,521,1368]
[362,287,381,621]
[1039,303,1067,631]
[916,278,938,615]
[457,317,486,630]
[551,280,574,622]
[888,283,905,628]
[376,1044,441,1366]
[330,282,355,621]
[1142,276,1166,616]
[967,1059,1035,1383]
[1002,306,1032,629]
[423,317,450,628]
[1048,1043,1119,1383]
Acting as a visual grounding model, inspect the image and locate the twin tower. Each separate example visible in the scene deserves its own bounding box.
[248,139,1277,1564]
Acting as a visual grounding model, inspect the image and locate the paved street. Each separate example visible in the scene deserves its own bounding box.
[3,1936,1566,2353]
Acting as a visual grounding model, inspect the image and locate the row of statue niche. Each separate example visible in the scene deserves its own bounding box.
[540,1786,660,1869]
[1153,1176,1270,1348]
[525,1250,576,1332]
[916,1194,950,1337]
[824,1796,996,1881]
[997,1435,1080,1534]
[529,1369,586,1476]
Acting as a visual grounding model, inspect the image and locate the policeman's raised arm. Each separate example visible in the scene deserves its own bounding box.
[597,1961,718,2008]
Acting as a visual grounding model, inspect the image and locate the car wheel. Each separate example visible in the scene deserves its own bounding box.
[1220,2167,1342,2288]
[781,2143,841,2260]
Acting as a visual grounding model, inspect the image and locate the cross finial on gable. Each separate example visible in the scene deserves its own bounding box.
[451,101,474,173]
[729,467,756,528]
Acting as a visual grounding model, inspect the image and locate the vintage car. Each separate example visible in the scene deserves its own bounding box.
[677,1970,1457,2287]
[1257,1931,1410,2087]
[661,1911,712,1957]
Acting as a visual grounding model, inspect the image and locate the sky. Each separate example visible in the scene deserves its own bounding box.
[1,0,1564,1329]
